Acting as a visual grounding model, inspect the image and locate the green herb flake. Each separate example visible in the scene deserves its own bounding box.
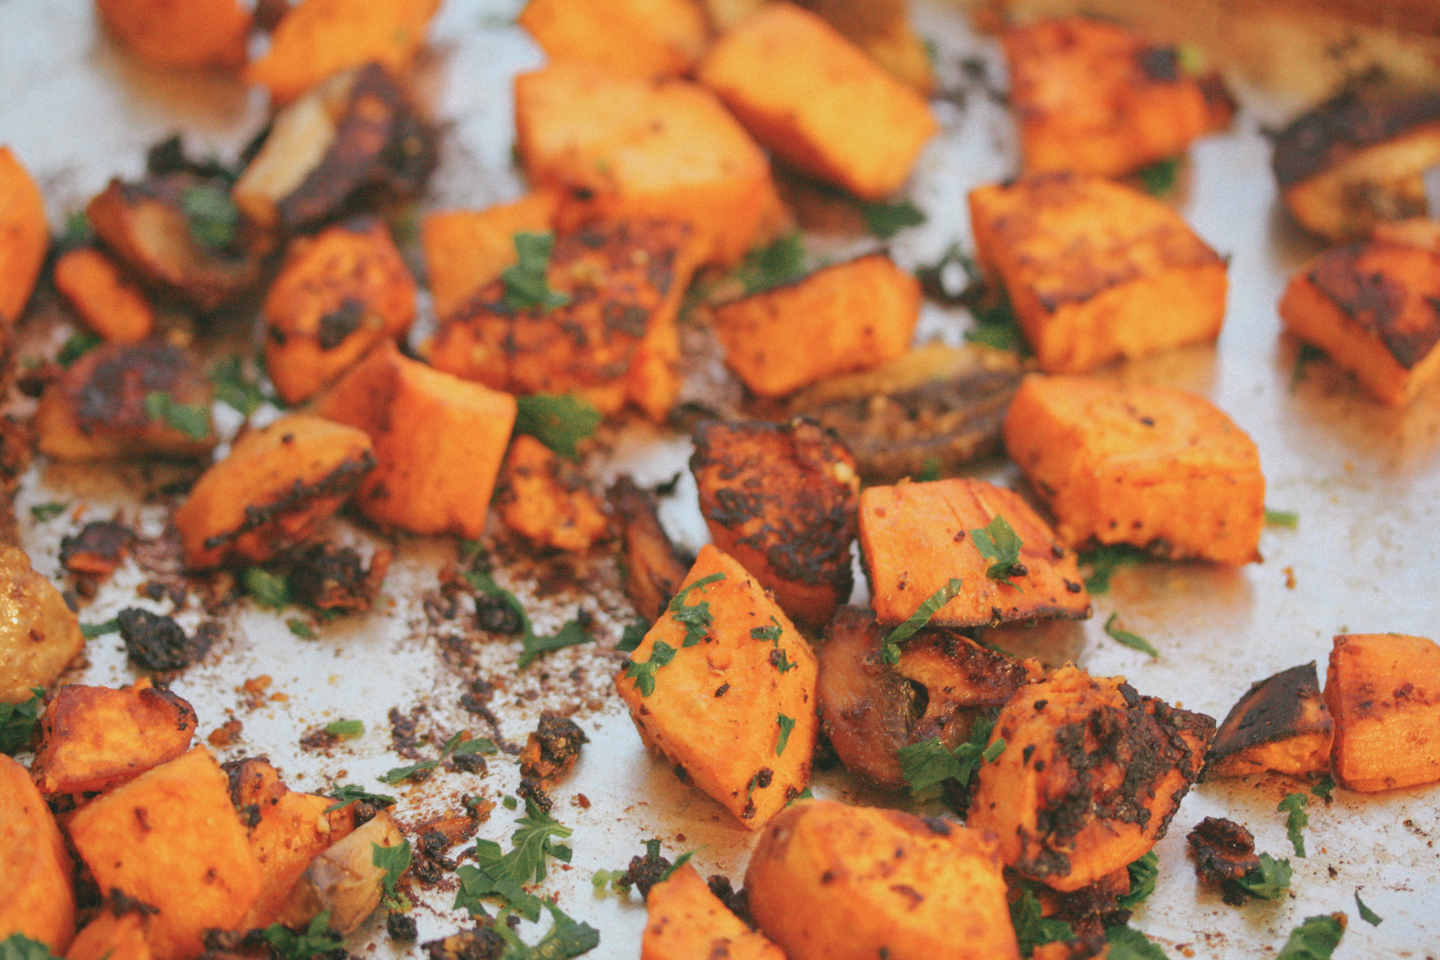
[896,714,998,803]
[1274,913,1345,960]
[771,647,798,674]
[880,577,964,664]
[0,688,44,755]
[623,639,677,697]
[1117,851,1159,911]
[62,210,92,247]
[323,784,395,814]
[1137,156,1181,196]
[287,618,317,640]
[668,572,724,648]
[616,620,647,654]
[787,786,814,807]
[1354,891,1382,926]
[590,868,627,895]
[492,901,600,960]
[28,502,66,523]
[143,391,211,441]
[182,183,240,250]
[379,760,439,785]
[1104,612,1159,658]
[860,198,927,239]
[57,329,102,368]
[452,736,498,757]
[1279,792,1309,857]
[1105,925,1169,960]
[750,622,782,643]
[80,618,120,639]
[915,456,942,482]
[454,799,573,922]
[261,909,342,960]
[1311,774,1337,800]
[244,567,290,610]
[1010,887,1074,957]
[981,737,1006,762]
[971,514,1025,582]
[775,714,796,756]
[1290,343,1326,391]
[210,354,269,417]
[1232,852,1292,900]
[658,849,695,883]
[502,233,571,312]
[519,617,592,669]
[325,719,363,738]
[514,393,602,461]
[503,795,519,810]
[1265,508,1300,529]
[0,934,65,960]
[1078,543,1149,594]
[736,232,806,295]
[373,839,413,911]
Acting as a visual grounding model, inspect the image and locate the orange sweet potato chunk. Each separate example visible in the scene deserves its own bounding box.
[643,862,785,960]
[1206,662,1333,780]
[96,0,251,70]
[67,912,151,960]
[970,173,1227,374]
[1002,375,1265,565]
[713,252,920,397]
[54,248,155,343]
[0,147,48,325]
[422,191,561,321]
[858,477,1090,630]
[67,746,261,960]
[616,544,818,829]
[1324,633,1440,792]
[0,755,76,952]
[495,434,609,552]
[519,0,709,80]
[699,2,937,200]
[0,546,85,704]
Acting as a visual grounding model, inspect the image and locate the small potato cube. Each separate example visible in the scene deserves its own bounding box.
[0,147,49,324]
[745,799,1019,960]
[174,413,375,569]
[714,253,921,397]
[314,341,517,538]
[690,418,859,631]
[67,746,263,960]
[615,545,818,829]
[969,173,1227,373]
[968,665,1214,892]
[1206,662,1332,780]
[495,434,609,552]
[54,248,155,343]
[642,862,785,960]
[30,679,198,796]
[96,0,251,70]
[1278,239,1440,406]
[67,912,150,960]
[422,191,561,321]
[1324,633,1440,792]
[0,546,84,704]
[519,0,709,80]
[698,2,938,200]
[1002,375,1265,565]
[858,477,1090,630]
[0,755,76,952]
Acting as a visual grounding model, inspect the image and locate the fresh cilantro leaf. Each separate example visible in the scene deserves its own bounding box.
[493,901,600,960]
[57,329,102,368]
[1265,509,1300,529]
[379,759,439,784]
[80,618,120,639]
[1354,891,1382,926]
[1010,887,1074,957]
[860,198,926,239]
[503,233,570,312]
[1279,792,1309,857]
[658,849,695,884]
[787,786,814,807]
[775,714,796,756]
[1232,852,1292,899]
[514,394,601,461]
[28,502,67,523]
[615,620,647,654]
[0,933,65,960]
[1105,613,1159,658]
[182,183,239,250]
[143,391,211,441]
[0,689,44,755]
[373,839,413,910]
[771,647,798,674]
[323,784,395,814]
[897,715,999,802]
[210,354,269,417]
[750,622,782,643]
[325,719,363,738]
[244,567,290,610]
[1078,543,1149,594]
[1105,925,1169,960]
[455,799,574,922]
[62,209,92,247]
[1117,851,1159,911]
[287,618,317,640]
[1138,156,1181,196]
[880,577,964,664]
[971,514,1024,582]
[736,232,806,294]
[1275,913,1345,960]
[519,618,592,669]
[453,736,498,757]
[669,572,724,648]
[1311,774,1337,800]
[623,640,677,697]
[262,910,341,960]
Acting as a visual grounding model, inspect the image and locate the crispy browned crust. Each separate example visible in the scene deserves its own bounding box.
[606,476,692,624]
[1271,89,1440,189]
[1305,240,1440,368]
[199,448,375,553]
[1205,662,1331,775]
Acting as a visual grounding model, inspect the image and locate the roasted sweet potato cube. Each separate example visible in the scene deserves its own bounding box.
[54,248,155,344]
[314,341,517,538]
[1324,633,1440,792]
[746,799,1019,960]
[615,545,818,828]
[30,679,198,796]
[0,546,84,704]
[699,3,937,200]
[969,665,1214,892]
[495,435,609,552]
[969,173,1227,374]
[1004,17,1233,179]
[690,418,858,630]
[796,0,934,93]
[858,477,1090,630]
[67,912,151,960]
[1278,239,1440,406]
[67,746,262,960]
[519,0,709,80]
[1003,375,1265,565]
[714,252,920,397]
[174,414,374,569]
[275,809,403,934]
[515,62,783,265]
[0,147,48,324]
[96,0,251,70]
[0,755,76,952]
[422,191,561,321]
[643,862,785,960]
[607,476,692,625]
[1206,662,1332,780]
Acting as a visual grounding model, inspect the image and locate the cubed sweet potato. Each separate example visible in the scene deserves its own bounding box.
[642,862,785,960]
[1324,633,1440,792]
[1206,662,1332,780]
[174,413,375,569]
[30,679,198,796]
[713,252,921,397]
[969,173,1227,374]
[495,434,609,552]
[67,912,151,960]
[422,191,561,321]
[745,799,1019,960]
[858,477,1090,630]
[615,544,818,828]
[519,0,709,80]
[1002,375,1265,565]
[796,0,934,93]
[314,341,517,538]
[0,546,85,704]
[698,2,937,200]
[0,146,49,325]
[0,754,76,952]
[54,248,155,344]
[1278,239,1440,406]
[275,809,403,934]
[96,0,251,70]
[969,665,1213,892]
[67,745,262,960]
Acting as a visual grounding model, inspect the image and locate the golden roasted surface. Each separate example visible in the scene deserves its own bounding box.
[0,545,84,704]
[1205,662,1332,780]
[0,754,75,952]
[519,0,709,80]
[641,862,785,960]
[0,146,48,326]
[1324,633,1440,792]
[54,248,155,344]
[496,434,610,552]
[96,0,250,70]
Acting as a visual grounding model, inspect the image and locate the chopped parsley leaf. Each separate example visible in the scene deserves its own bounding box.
[896,714,999,802]
[452,736,498,757]
[1279,792,1309,857]
[1354,891,1382,926]
[1104,613,1159,658]
[1274,913,1345,960]
[1232,852,1292,900]
[1078,543,1149,594]
[658,849,695,883]
[970,514,1024,583]
[615,620,647,654]
[514,393,601,461]
[502,233,570,312]
[57,329,102,368]
[144,391,210,441]
[210,354,270,417]
[775,714,796,756]
[519,617,592,669]
[28,502,67,523]
[735,232,806,295]
[1311,774,1337,800]
[750,620,782,643]
[287,618,317,640]
[261,909,341,960]
[860,198,926,239]
[624,640,677,697]
[1117,851,1159,911]
[325,719,363,738]
[1265,508,1300,529]
[373,839,413,911]
[492,901,600,960]
[1010,887,1074,957]
[0,688,44,755]
[1105,925,1169,960]
[244,567,290,610]
[323,784,395,814]
[454,799,573,921]
[80,618,120,639]
[771,647,798,674]
[379,760,439,785]
[669,572,724,648]
[181,182,239,250]
[880,577,964,664]
[1137,156,1181,196]
[0,934,64,960]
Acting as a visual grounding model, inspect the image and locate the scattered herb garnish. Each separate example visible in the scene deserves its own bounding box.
[775,714,796,756]
[181,182,239,250]
[615,620,647,654]
[144,391,210,440]
[1354,891,1382,926]
[750,620,782,643]
[514,393,601,461]
[880,577,964,664]
[1232,852,1292,899]
[379,759,439,784]
[623,640,677,697]
[1104,613,1159,658]
[244,567,290,610]
[57,329,102,368]
[916,455,942,482]
[379,731,494,783]
[80,618,120,639]
[1117,851,1160,911]
[1137,156,1181,196]
[0,688,44,755]
[62,209,92,247]
[770,647,798,674]
[287,618,317,640]
[971,514,1024,583]
[28,502,67,523]
[454,799,574,921]
[668,572,724,648]
[519,617,592,669]
[1265,508,1300,529]
[1010,886,1074,957]
[1274,913,1345,960]
[373,839,413,911]
[1279,792,1309,857]
[502,233,570,312]
[492,901,600,960]
[735,231,806,294]
[896,714,1000,802]
[325,719,363,738]
[210,354,270,417]
[1078,543,1149,594]
[590,868,627,895]
[859,198,926,239]
[659,849,695,884]
[261,909,342,960]
[1311,774,1337,800]
[0,934,63,960]
[1105,925,1169,960]
[323,784,395,814]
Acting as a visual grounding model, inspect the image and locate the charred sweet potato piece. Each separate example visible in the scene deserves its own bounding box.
[314,341,517,538]
[1206,662,1333,780]
[174,413,375,569]
[518,712,589,795]
[699,2,937,200]
[54,248,155,344]
[0,754,76,951]
[263,217,417,404]
[287,542,390,613]
[969,665,1215,891]
[30,679,198,796]
[519,0,709,80]
[1278,238,1440,406]
[0,147,48,324]
[0,546,85,704]
[607,476,692,625]
[858,477,1090,630]
[275,809,403,934]
[643,862,785,960]
[1003,375,1265,565]
[67,746,263,960]
[969,173,1227,374]
[67,912,151,960]
[61,520,134,580]
[714,252,921,397]
[96,0,251,70]
[1324,633,1440,792]
[690,418,858,631]
[422,191,561,321]
[495,435,609,552]
[746,799,1019,960]
[616,545,819,828]
[1187,816,1263,906]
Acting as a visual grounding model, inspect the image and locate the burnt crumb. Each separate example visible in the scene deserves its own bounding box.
[452,751,488,776]
[515,776,552,813]
[299,725,342,752]
[201,928,271,960]
[518,712,588,789]
[474,593,526,635]
[707,875,756,928]
[117,607,213,671]
[411,826,464,884]
[619,840,672,899]
[108,887,160,917]
[289,542,390,613]
[1187,816,1262,905]
[386,912,418,943]
[422,928,506,960]
[61,519,134,583]
[389,706,428,759]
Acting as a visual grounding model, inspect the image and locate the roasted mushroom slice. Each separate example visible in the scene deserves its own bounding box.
[1205,662,1332,780]
[276,808,405,935]
[606,475,692,625]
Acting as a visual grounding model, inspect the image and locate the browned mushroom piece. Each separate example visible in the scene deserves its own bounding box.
[606,475,692,626]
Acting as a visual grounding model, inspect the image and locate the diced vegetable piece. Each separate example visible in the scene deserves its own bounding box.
[0,754,76,952]
[263,217,417,404]
[968,665,1215,892]
[1324,633,1440,792]
[54,248,155,343]
[174,413,375,569]
[30,679,197,795]
[519,0,709,80]
[1206,662,1333,780]
[422,191,561,321]
[0,147,49,324]
[615,545,818,828]
[515,62,785,265]
[795,0,934,93]
[969,173,1227,373]
[0,546,84,704]
[745,799,1019,960]
[1002,375,1265,565]
[698,2,937,201]
[642,862,785,960]
[714,252,921,397]
[67,746,263,960]
[67,912,151,960]
[314,341,517,538]
[275,809,403,934]
[95,0,251,70]
[858,477,1090,630]
[1278,238,1440,406]
[495,434,609,552]
[690,418,859,630]
[607,476,692,625]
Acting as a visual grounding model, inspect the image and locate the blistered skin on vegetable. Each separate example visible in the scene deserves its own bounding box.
[607,476,691,624]
[0,545,85,703]
[1205,662,1332,780]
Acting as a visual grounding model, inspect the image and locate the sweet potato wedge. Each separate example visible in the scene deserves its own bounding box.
[519,0,709,80]
[422,191,561,321]
[796,0,934,93]
[1324,633,1440,792]
[642,862,785,960]
[0,545,85,704]
[0,146,48,325]
[1206,662,1332,780]
[0,754,76,952]
[54,248,155,344]
[96,0,251,70]
[495,434,609,552]
[67,912,151,960]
